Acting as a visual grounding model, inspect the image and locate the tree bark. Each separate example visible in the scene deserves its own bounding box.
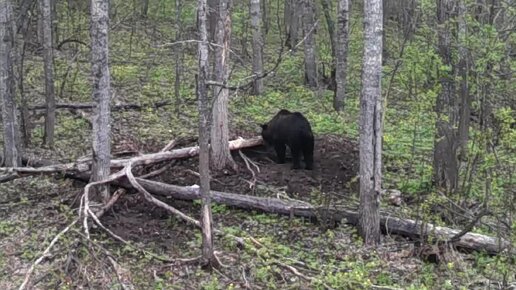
[207,0,217,43]
[457,0,470,159]
[320,0,336,59]
[334,0,349,111]
[261,0,268,35]
[40,0,56,148]
[302,0,318,88]
[197,0,216,267]
[284,0,299,49]
[359,0,383,246]
[141,0,149,17]
[210,0,236,172]
[174,0,183,116]
[434,0,459,193]
[90,0,112,204]
[0,0,22,167]
[250,0,264,95]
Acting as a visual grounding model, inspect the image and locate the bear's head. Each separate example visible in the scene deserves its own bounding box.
[260,124,273,145]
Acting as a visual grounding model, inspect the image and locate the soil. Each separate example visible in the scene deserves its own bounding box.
[162,134,359,201]
[102,134,359,244]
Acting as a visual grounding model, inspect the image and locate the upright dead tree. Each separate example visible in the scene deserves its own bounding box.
[210,0,236,171]
[302,0,318,88]
[90,0,112,203]
[359,0,383,246]
[250,0,264,95]
[0,0,21,167]
[40,0,56,148]
[197,0,216,267]
[334,0,350,111]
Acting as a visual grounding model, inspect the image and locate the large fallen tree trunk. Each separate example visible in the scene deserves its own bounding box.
[0,137,263,183]
[26,100,173,111]
[69,173,513,255]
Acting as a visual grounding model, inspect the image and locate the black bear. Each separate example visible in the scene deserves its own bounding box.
[260,109,314,170]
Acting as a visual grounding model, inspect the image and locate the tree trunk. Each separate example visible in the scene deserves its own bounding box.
[0,0,21,167]
[197,0,216,267]
[210,0,236,172]
[141,0,149,17]
[174,0,183,115]
[359,0,383,246]
[250,0,264,95]
[457,0,470,159]
[302,0,318,88]
[17,2,31,147]
[334,0,349,111]
[434,0,459,194]
[207,0,217,43]
[284,0,299,49]
[261,0,268,35]
[90,0,112,204]
[40,0,56,148]
[320,0,336,59]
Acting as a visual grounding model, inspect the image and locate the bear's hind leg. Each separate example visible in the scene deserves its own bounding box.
[302,140,314,170]
[274,143,286,164]
[291,146,302,169]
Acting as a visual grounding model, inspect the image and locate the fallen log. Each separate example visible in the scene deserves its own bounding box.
[0,137,263,183]
[69,173,513,255]
[26,100,173,112]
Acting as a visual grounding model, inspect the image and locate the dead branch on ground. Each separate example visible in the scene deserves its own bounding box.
[0,136,263,184]
[26,100,172,112]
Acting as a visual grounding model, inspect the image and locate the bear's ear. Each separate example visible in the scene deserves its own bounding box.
[260,124,268,130]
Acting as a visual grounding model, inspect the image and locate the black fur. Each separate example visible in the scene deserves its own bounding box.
[260,109,314,170]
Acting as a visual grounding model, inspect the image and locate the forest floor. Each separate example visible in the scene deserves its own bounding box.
[2,131,511,289]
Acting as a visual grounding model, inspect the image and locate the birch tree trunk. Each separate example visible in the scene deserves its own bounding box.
[359,0,383,246]
[0,0,21,167]
[210,0,236,171]
[302,0,318,88]
[334,0,350,111]
[197,0,216,267]
[40,0,56,148]
[250,0,264,95]
[90,0,112,204]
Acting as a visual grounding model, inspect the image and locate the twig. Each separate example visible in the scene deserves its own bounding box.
[273,261,317,282]
[160,139,177,152]
[238,150,260,189]
[19,219,79,290]
[138,161,175,179]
